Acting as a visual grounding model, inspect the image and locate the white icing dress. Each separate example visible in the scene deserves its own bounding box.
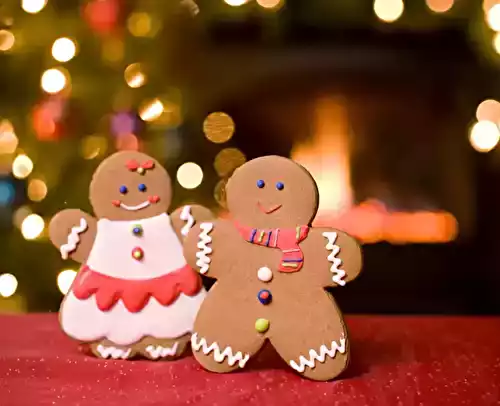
[60,213,206,346]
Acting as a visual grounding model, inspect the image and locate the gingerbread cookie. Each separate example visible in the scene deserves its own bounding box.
[183,155,362,381]
[49,151,213,360]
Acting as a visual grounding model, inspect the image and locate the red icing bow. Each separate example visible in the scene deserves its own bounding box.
[126,159,155,172]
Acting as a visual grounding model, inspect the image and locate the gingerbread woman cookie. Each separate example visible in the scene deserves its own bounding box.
[183,155,362,381]
[49,151,213,360]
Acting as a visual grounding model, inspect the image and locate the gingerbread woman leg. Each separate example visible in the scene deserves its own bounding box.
[191,285,266,373]
[138,335,191,360]
[270,291,349,381]
[89,339,137,360]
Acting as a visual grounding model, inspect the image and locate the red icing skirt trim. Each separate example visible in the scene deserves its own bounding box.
[71,264,203,313]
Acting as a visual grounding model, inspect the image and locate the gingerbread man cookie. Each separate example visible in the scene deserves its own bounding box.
[49,151,213,360]
[183,155,362,381]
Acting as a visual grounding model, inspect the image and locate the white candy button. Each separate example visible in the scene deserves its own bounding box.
[257,267,273,282]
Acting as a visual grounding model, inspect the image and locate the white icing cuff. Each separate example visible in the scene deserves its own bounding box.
[289,336,346,373]
[196,223,213,274]
[191,333,250,368]
[145,343,179,359]
[322,232,346,286]
[60,218,88,260]
[96,344,132,360]
[179,205,195,237]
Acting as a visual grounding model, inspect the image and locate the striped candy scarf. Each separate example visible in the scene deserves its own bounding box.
[235,223,310,272]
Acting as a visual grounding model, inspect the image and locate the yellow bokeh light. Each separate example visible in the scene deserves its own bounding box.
[57,269,77,295]
[0,30,15,52]
[127,12,153,37]
[41,68,68,94]
[203,112,235,144]
[27,179,48,202]
[213,148,247,177]
[0,274,18,298]
[21,213,45,240]
[139,99,164,122]
[51,37,77,63]
[102,37,124,63]
[213,179,227,208]
[12,154,34,179]
[0,120,18,155]
[13,206,32,229]
[469,120,500,152]
[484,0,499,13]
[487,4,500,31]
[257,0,283,9]
[22,0,47,14]
[176,162,203,189]
[493,32,500,54]
[476,99,500,122]
[224,0,248,6]
[124,63,147,88]
[425,0,454,13]
[80,135,108,160]
[374,0,404,22]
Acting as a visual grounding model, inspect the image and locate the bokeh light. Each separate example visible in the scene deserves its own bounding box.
[257,0,283,9]
[139,99,164,122]
[493,32,500,54]
[0,181,15,206]
[41,68,68,94]
[0,274,18,298]
[176,162,203,189]
[127,12,154,37]
[22,0,47,14]
[425,0,454,13]
[487,4,500,31]
[484,0,499,13]
[80,135,108,159]
[124,63,146,88]
[0,30,15,52]
[27,179,48,202]
[57,269,77,295]
[21,214,45,240]
[203,112,235,144]
[469,121,500,152]
[213,148,247,177]
[0,120,18,154]
[476,99,500,122]
[101,37,124,63]
[51,37,77,62]
[115,133,139,151]
[13,206,32,229]
[213,179,227,208]
[12,154,34,179]
[224,0,248,6]
[374,0,404,22]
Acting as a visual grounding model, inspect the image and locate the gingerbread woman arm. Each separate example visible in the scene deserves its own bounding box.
[301,227,363,288]
[170,204,214,241]
[183,219,241,279]
[48,209,98,264]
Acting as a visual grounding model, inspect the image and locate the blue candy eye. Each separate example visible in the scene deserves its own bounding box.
[276,182,284,191]
[257,179,265,188]
[119,185,128,194]
[138,183,147,192]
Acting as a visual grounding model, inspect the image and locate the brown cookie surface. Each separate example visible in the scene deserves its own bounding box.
[184,155,362,381]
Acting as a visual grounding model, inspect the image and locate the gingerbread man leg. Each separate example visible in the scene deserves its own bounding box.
[191,285,266,373]
[270,292,349,381]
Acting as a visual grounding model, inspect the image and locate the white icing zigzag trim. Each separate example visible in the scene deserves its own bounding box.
[180,205,195,237]
[322,232,346,286]
[195,223,213,274]
[60,218,88,260]
[191,333,250,368]
[289,337,347,373]
[145,342,179,359]
[96,344,132,360]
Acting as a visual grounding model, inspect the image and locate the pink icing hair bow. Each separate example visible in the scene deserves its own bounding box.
[126,159,155,172]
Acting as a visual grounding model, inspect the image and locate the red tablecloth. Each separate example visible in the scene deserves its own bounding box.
[0,315,499,405]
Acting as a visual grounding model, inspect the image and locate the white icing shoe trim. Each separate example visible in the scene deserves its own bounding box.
[96,344,132,360]
[322,232,346,286]
[60,218,88,260]
[120,201,151,211]
[195,223,213,274]
[179,205,195,237]
[145,342,179,359]
[289,337,346,373]
[191,333,250,368]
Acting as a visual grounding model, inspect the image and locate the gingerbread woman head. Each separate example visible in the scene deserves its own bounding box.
[89,151,172,221]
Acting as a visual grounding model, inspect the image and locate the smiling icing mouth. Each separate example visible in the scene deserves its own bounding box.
[119,201,151,211]
[258,202,282,214]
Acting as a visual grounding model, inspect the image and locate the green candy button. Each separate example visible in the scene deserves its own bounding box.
[255,318,270,333]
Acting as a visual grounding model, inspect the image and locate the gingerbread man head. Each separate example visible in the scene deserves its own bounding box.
[89,151,172,221]
[226,155,319,229]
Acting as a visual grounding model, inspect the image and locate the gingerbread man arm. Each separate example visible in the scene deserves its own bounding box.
[301,227,363,288]
[170,204,214,241]
[48,209,98,264]
[183,218,241,279]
